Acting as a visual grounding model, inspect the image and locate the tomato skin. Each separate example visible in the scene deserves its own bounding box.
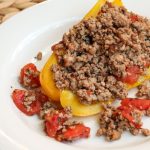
[61,124,90,141]
[12,89,41,116]
[20,63,40,88]
[121,66,141,85]
[121,98,150,111]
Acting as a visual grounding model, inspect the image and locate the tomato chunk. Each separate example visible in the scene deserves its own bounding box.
[130,14,139,22]
[45,114,60,137]
[12,89,41,116]
[34,89,49,105]
[121,98,150,110]
[44,108,90,141]
[118,105,142,129]
[45,109,71,137]
[60,124,90,141]
[20,63,40,88]
[121,66,141,84]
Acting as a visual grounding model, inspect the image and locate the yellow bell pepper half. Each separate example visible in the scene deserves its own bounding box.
[40,0,150,116]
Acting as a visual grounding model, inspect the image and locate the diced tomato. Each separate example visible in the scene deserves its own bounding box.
[121,98,150,110]
[118,105,142,129]
[122,75,138,85]
[45,114,60,137]
[126,66,141,75]
[145,62,150,67]
[121,66,141,85]
[86,90,92,96]
[34,89,49,104]
[118,105,131,113]
[12,89,41,116]
[45,110,70,138]
[20,63,40,88]
[58,124,90,141]
[118,105,133,122]
[130,14,138,22]
[121,111,134,122]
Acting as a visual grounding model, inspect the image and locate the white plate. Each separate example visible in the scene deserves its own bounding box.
[0,0,150,149]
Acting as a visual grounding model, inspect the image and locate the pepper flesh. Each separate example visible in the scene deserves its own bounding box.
[40,53,60,101]
[60,90,112,116]
[40,0,150,116]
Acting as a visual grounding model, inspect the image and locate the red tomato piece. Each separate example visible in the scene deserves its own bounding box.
[86,90,92,96]
[145,62,150,67]
[121,66,141,84]
[12,89,41,116]
[118,105,142,129]
[34,89,49,104]
[45,110,70,138]
[61,124,90,141]
[45,114,60,137]
[126,66,141,75]
[130,14,138,22]
[20,63,40,88]
[117,105,133,122]
[121,98,150,110]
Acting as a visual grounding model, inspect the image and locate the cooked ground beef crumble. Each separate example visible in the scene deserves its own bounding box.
[96,104,150,141]
[23,90,37,112]
[51,2,150,104]
[39,101,57,119]
[136,81,150,98]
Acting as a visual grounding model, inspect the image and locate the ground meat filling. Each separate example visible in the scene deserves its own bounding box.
[96,104,150,141]
[52,2,150,104]
[136,81,150,99]
[39,101,57,119]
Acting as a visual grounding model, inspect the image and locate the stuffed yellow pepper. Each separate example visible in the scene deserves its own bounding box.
[40,0,150,116]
